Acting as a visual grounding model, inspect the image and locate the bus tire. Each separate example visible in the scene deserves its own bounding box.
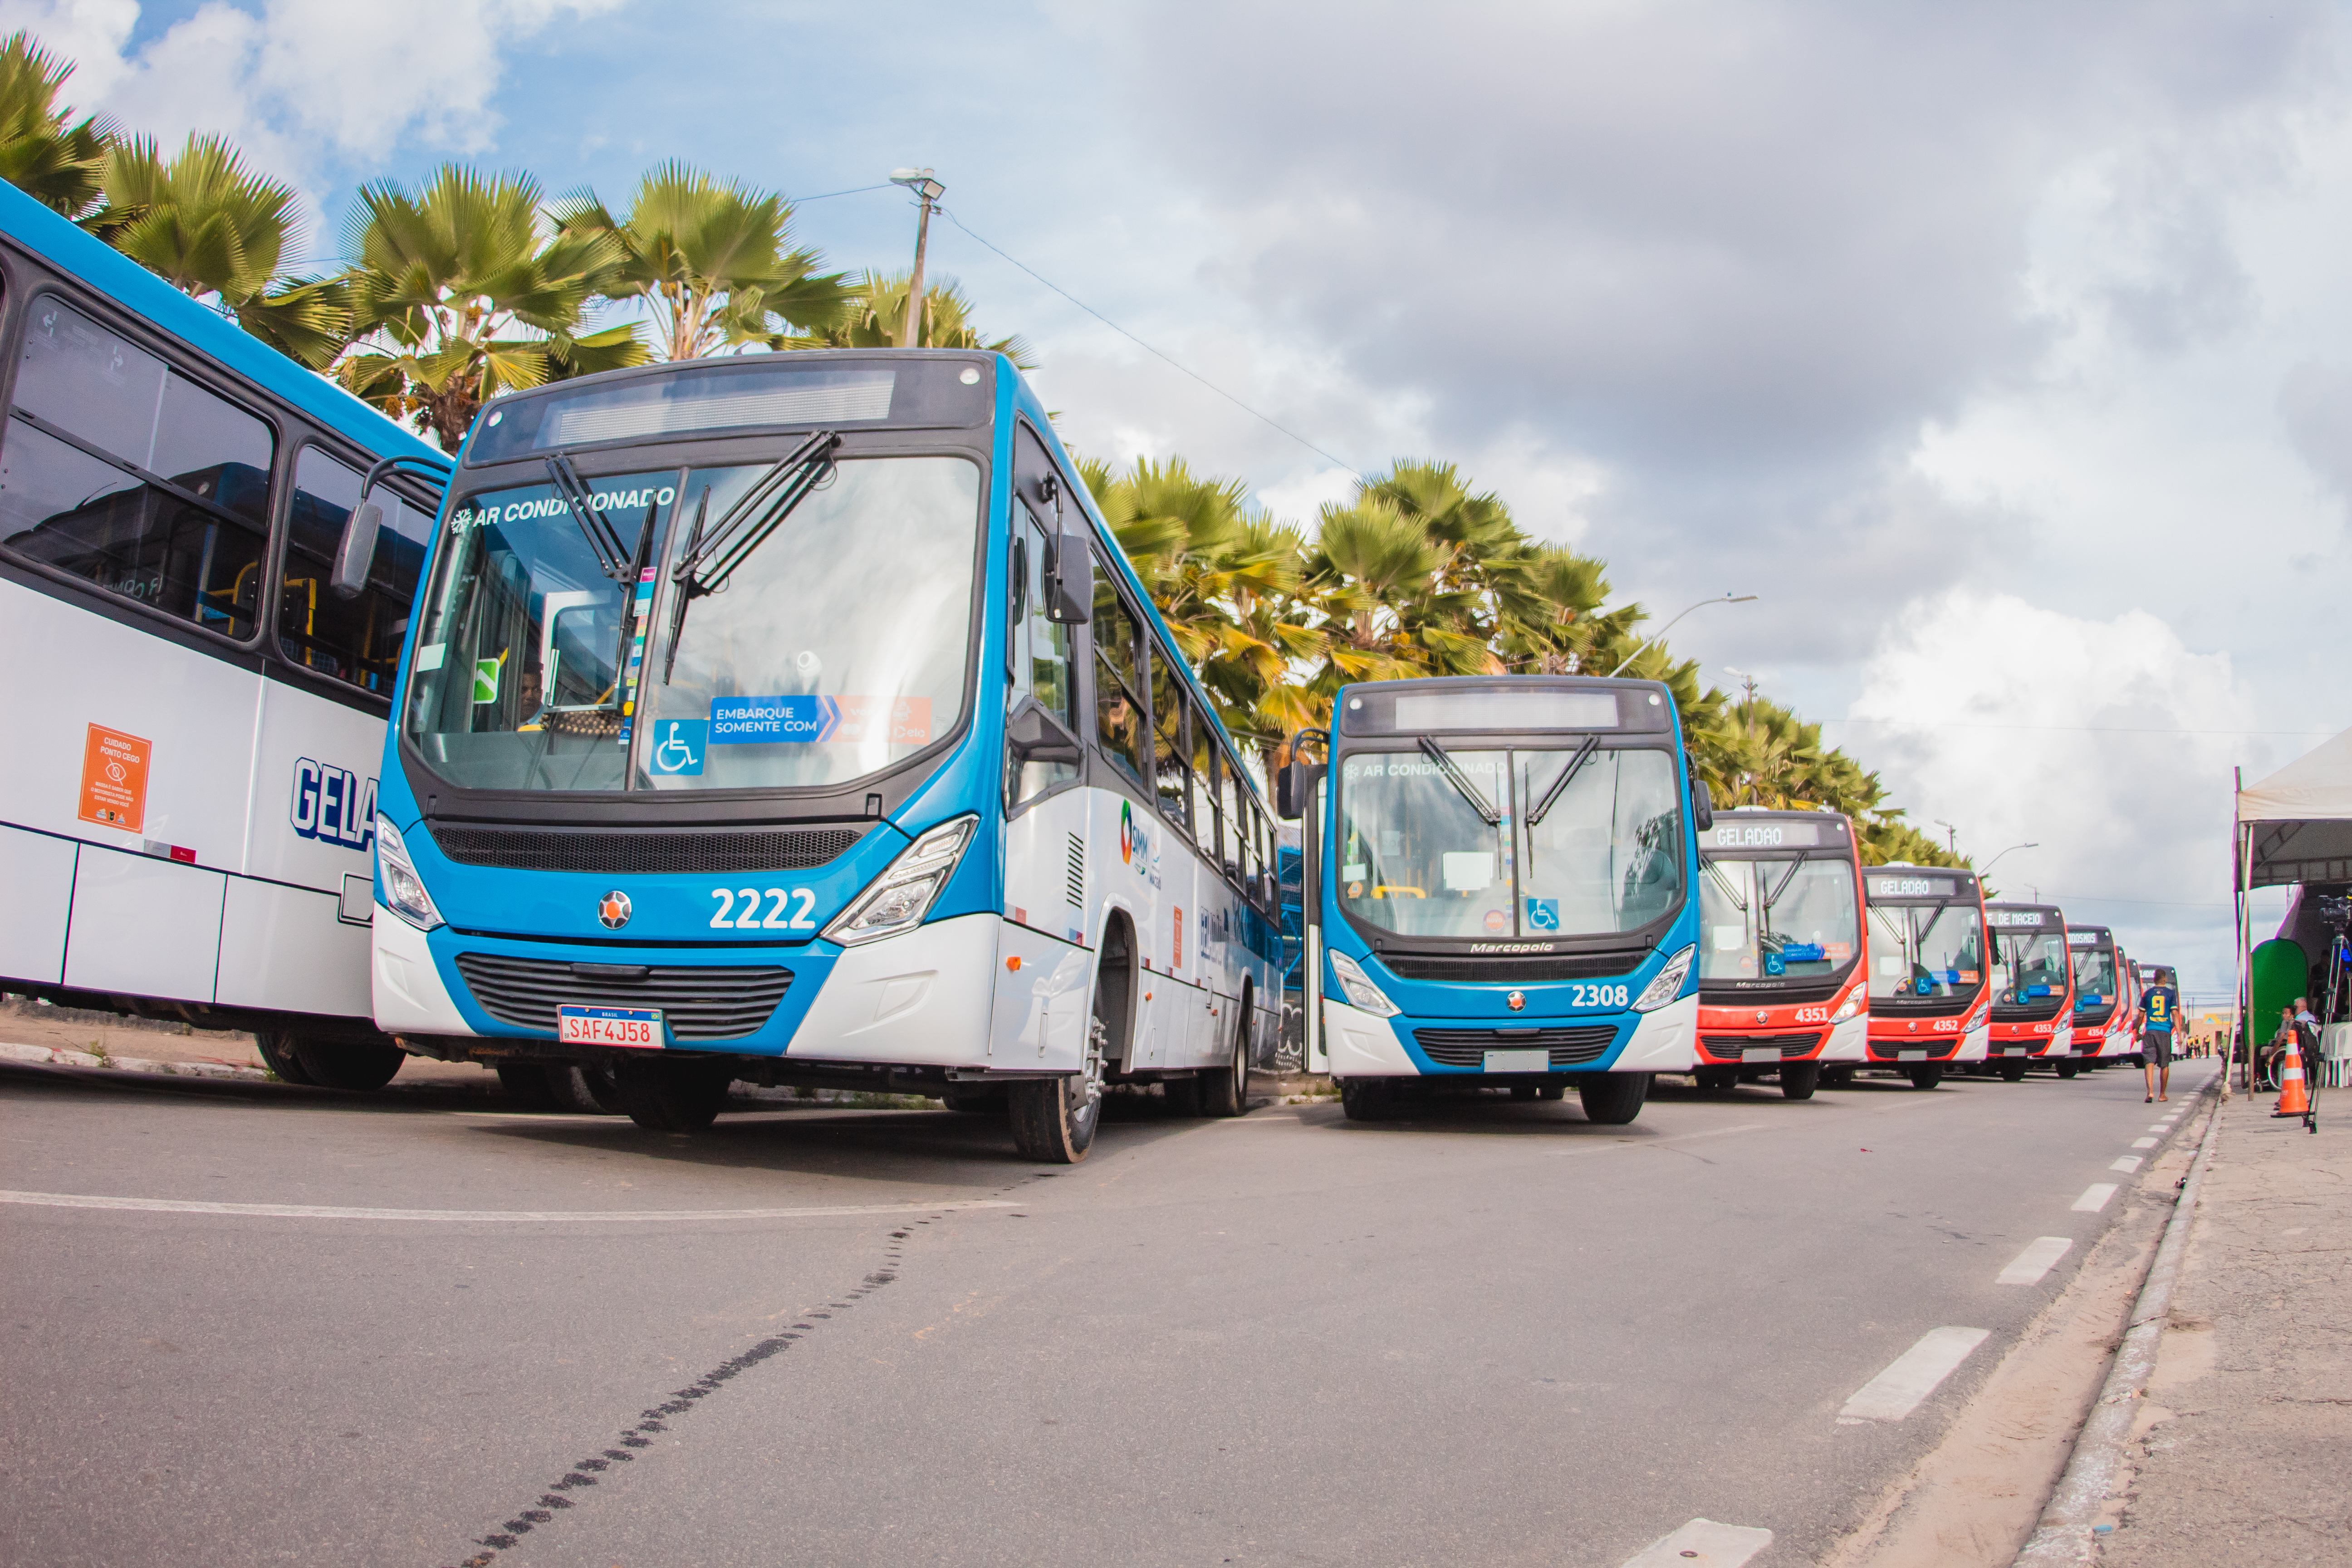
[291,1038,404,1092]
[1201,1000,1250,1118]
[1695,1067,1738,1095]
[1906,1065,1945,1090]
[254,1029,318,1087]
[1999,1060,2029,1082]
[1780,1062,1821,1101]
[1579,1072,1649,1125]
[611,1057,732,1132]
[1010,1018,1106,1162]
[1339,1077,1401,1122]
[2055,1060,2080,1079]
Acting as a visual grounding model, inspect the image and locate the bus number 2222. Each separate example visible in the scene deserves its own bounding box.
[710,887,818,930]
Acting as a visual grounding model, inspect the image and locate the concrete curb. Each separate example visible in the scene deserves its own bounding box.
[0,1039,272,1083]
[2011,1078,2227,1565]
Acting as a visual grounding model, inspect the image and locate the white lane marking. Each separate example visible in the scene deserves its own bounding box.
[2073,1183,2120,1212]
[2111,1156,2143,1173]
[2131,1137,2158,1149]
[1997,1236,2073,1285]
[2146,1123,2170,1132]
[1620,1518,1774,1568]
[1839,1326,1992,1422]
[0,1190,1017,1223]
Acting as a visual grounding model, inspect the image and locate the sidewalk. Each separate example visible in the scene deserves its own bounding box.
[2099,1086,2352,1563]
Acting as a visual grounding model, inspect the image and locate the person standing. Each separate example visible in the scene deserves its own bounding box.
[2138,967,2180,1102]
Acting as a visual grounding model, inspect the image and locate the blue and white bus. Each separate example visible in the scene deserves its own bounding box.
[1283,676,1708,1124]
[366,349,1284,1161]
[0,179,449,1089]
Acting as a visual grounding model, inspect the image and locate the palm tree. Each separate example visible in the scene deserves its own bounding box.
[89,134,348,368]
[804,270,1034,365]
[549,162,852,360]
[335,165,648,449]
[0,31,111,219]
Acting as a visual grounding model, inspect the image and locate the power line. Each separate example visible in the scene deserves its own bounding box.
[789,182,894,203]
[1823,719,2334,737]
[935,206,1367,480]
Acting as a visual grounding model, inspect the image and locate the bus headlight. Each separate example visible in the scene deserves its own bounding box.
[1632,944,1695,1012]
[823,815,977,946]
[375,817,443,932]
[1830,982,1867,1024]
[1328,951,1400,1018]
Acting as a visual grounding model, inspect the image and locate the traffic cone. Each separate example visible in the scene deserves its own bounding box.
[2274,1036,2312,1118]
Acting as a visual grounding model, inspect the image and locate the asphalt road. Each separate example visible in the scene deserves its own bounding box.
[0,1055,2218,1568]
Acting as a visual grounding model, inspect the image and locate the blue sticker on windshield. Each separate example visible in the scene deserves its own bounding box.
[2028,984,2051,997]
[1525,898,1559,931]
[1915,976,1934,995]
[1764,953,1786,976]
[648,719,706,775]
[1780,943,1825,963]
[712,695,832,743]
[2082,993,2103,1005]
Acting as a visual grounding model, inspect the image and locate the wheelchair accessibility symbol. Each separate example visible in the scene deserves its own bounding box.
[650,720,706,776]
[1525,897,1560,932]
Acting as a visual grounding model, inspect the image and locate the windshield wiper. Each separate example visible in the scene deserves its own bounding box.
[1525,733,1601,827]
[662,430,839,683]
[544,452,636,580]
[1417,736,1500,825]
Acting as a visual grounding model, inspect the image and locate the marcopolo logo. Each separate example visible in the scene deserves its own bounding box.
[291,759,377,852]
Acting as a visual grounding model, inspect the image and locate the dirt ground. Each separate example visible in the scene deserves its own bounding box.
[0,995,495,1087]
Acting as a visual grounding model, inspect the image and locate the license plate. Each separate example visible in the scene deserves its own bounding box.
[1742,1047,1779,1063]
[1898,1049,1927,1061]
[1998,1046,2025,1055]
[1484,1048,1548,1074]
[559,1005,664,1048]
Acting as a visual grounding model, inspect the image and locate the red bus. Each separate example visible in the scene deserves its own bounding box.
[2064,923,2132,1069]
[1694,809,1868,1100]
[1985,902,2078,1079]
[1862,864,1990,1088]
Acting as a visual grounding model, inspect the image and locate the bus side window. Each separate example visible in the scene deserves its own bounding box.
[1217,755,1242,876]
[1090,563,1150,785]
[1,294,275,637]
[280,448,431,694]
[1191,715,1220,858]
[1148,639,1191,829]
[1012,505,1077,731]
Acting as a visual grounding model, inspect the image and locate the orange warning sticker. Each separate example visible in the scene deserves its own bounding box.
[78,723,151,833]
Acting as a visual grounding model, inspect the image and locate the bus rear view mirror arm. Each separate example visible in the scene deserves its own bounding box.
[1044,527,1092,624]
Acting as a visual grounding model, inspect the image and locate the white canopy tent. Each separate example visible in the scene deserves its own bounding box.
[2234,731,2352,1061]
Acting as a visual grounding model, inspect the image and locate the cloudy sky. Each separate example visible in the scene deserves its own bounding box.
[15,0,2348,995]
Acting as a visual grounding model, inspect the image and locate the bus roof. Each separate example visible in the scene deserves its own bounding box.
[0,180,440,468]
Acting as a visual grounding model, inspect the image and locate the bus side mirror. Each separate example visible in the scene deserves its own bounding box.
[1006,699,1082,765]
[1691,779,1714,832]
[1045,528,1092,624]
[331,500,383,600]
[1278,759,1323,821]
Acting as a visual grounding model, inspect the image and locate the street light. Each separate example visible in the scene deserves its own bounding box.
[888,167,945,348]
[1980,842,2038,876]
[1606,593,1759,677]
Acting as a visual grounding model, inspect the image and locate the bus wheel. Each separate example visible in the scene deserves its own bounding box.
[1201,1008,1250,1118]
[1010,1021,1105,1162]
[2055,1060,2081,1080]
[1906,1065,1945,1090]
[1339,1078,1401,1122]
[254,1029,318,1087]
[611,1057,733,1132]
[292,1038,404,1092]
[1579,1072,1650,1125]
[1695,1067,1738,1095]
[1780,1062,1821,1101]
[1999,1060,2029,1083]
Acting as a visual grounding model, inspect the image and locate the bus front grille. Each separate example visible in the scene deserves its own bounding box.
[1699,1031,1823,1062]
[452,953,793,1040]
[431,826,867,875]
[1411,1026,1618,1067]
[1379,948,1649,984]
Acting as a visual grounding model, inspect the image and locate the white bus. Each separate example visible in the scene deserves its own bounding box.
[0,179,447,1088]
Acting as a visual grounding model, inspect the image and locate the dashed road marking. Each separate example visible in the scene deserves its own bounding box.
[1620,1517,1774,1567]
[1997,1236,2073,1285]
[2111,1156,2143,1173]
[1838,1326,1991,1422]
[0,1190,1019,1223]
[2146,1123,2170,1132]
[2073,1183,2119,1212]
[2131,1137,2158,1149]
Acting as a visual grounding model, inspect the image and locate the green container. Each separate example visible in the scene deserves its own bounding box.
[2252,937,2311,1041]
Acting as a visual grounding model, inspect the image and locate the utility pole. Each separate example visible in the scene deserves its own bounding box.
[1934,819,1957,856]
[1725,666,1761,805]
[889,168,945,348]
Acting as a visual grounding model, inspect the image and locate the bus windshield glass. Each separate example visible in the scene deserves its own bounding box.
[404,455,979,792]
[1868,901,1984,1001]
[1993,930,2070,1005]
[2071,946,2117,1004]
[1333,745,1683,940]
[1699,855,1859,982]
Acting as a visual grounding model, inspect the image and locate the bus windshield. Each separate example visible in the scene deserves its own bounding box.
[1699,855,1859,983]
[1868,901,1984,1001]
[1333,745,1683,940]
[403,454,979,792]
[1993,930,2070,1005]
[2071,946,2117,1003]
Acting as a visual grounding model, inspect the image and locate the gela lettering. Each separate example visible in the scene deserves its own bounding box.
[291,758,377,852]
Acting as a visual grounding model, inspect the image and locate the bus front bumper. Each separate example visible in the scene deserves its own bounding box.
[1322,993,1696,1077]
